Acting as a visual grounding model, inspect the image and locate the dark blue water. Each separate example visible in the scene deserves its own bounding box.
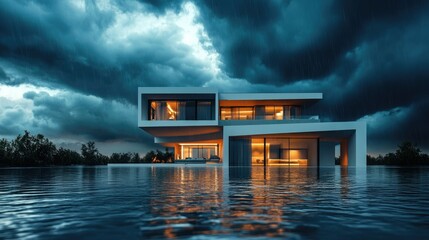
[1,165,428,239]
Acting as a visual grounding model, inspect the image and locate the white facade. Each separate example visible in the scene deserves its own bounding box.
[138,87,367,168]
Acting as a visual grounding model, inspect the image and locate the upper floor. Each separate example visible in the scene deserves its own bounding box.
[138,87,322,128]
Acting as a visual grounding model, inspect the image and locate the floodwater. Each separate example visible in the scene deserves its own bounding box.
[1,165,428,239]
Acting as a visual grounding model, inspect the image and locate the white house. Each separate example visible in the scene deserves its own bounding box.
[138,87,366,168]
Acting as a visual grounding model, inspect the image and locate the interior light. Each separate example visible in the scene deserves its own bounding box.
[167,103,176,114]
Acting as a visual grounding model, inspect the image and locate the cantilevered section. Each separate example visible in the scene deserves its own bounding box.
[138,87,219,128]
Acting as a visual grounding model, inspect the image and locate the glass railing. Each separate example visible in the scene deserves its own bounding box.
[220,115,319,121]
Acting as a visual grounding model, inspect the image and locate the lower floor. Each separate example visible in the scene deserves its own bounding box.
[154,121,367,168]
[169,136,360,167]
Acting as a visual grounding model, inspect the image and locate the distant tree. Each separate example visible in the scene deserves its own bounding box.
[54,147,82,165]
[153,148,174,163]
[395,142,421,165]
[0,138,12,166]
[131,153,141,163]
[366,141,429,166]
[33,133,57,165]
[109,153,122,163]
[109,152,141,163]
[366,155,376,165]
[164,148,173,163]
[81,141,107,165]
[142,150,156,163]
[98,155,109,165]
[7,131,56,166]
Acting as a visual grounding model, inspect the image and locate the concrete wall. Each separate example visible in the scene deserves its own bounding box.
[348,123,367,167]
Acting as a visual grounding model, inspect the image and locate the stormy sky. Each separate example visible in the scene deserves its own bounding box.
[0,0,428,155]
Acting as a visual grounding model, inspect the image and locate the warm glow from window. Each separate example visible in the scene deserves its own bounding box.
[166,102,176,120]
[179,143,219,160]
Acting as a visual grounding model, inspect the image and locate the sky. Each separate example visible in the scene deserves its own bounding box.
[0,0,429,155]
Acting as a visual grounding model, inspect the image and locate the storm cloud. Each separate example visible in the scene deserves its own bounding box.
[1,0,428,154]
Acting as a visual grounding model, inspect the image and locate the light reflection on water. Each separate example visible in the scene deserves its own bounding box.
[1,165,429,239]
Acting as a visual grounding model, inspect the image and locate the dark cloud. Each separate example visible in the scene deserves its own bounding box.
[200,0,428,84]
[197,0,429,151]
[137,0,183,13]
[202,0,283,27]
[22,90,149,142]
[0,0,216,104]
[0,67,7,80]
[365,99,429,153]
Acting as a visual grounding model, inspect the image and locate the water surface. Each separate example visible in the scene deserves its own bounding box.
[1,165,428,239]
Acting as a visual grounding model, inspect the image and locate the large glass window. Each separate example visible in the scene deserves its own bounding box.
[223,105,301,120]
[230,136,316,167]
[150,101,177,120]
[220,107,254,120]
[149,100,213,120]
[197,101,212,120]
[289,106,301,119]
[255,106,285,120]
[180,144,218,160]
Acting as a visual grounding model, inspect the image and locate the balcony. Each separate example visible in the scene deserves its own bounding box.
[219,115,320,126]
[219,105,319,124]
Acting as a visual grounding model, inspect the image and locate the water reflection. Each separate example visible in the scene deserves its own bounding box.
[0,166,429,239]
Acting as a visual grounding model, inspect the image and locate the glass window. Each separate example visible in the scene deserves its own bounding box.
[166,101,177,120]
[283,106,291,120]
[197,101,212,120]
[274,106,283,120]
[239,107,253,120]
[185,101,196,120]
[181,144,218,159]
[155,101,168,120]
[229,137,252,166]
[255,106,265,120]
[290,106,301,119]
[221,108,232,120]
[265,106,275,120]
[220,107,254,120]
[176,101,186,120]
[150,101,156,120]
[251,138,264,165]
[149,100,214,120]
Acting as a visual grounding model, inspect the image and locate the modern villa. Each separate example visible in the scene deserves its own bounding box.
[138,87,366,168]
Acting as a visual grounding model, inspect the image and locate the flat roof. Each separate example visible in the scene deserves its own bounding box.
[138,87,323,100]
[139,87,218,94]
[219,92,323,100]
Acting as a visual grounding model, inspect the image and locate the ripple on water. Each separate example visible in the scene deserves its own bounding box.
[1,166,429,239]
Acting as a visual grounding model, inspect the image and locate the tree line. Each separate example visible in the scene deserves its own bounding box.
[0,131,173,167]
[366,142,429,165]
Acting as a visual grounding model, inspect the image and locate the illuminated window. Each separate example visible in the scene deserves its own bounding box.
[180,144,218,159]
[220,107,254,120]
[149,100,214,120]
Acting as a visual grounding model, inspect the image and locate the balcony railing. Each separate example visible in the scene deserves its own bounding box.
[220,115,320,121]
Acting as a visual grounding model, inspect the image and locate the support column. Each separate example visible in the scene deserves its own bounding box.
[349,123,367,168]
[317,138,320,168]
[340,139,348,167]
[223,134,229,167]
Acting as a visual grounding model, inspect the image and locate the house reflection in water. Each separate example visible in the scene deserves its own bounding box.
[131,165,360,238]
